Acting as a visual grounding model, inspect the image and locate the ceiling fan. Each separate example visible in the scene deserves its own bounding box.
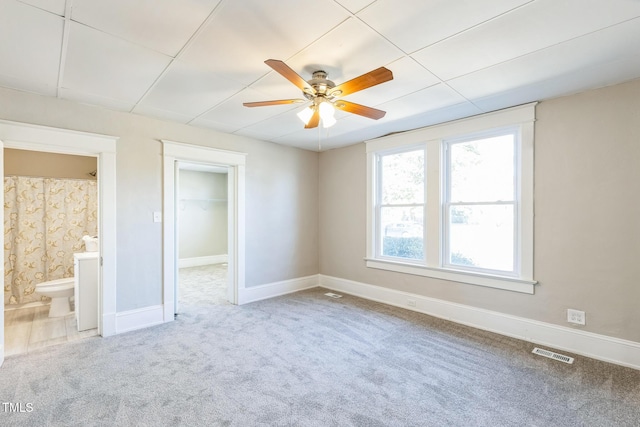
[243,59,393,129]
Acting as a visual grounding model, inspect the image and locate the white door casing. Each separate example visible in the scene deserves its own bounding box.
[162,140,246,320]
[0,120,118,366]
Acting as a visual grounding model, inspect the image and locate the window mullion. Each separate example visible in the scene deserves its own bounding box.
[425,139,441,268]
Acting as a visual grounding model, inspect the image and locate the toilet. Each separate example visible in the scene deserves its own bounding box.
[34,277,75,317]
[35,235,99,318]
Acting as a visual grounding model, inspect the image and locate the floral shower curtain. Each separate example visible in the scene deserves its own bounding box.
[4,176,98,305]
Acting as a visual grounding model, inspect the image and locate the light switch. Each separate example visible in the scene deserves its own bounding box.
[153,211,162,223]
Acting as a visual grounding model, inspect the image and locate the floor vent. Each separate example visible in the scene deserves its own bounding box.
[324,292,343,299]
[532,347,574,364]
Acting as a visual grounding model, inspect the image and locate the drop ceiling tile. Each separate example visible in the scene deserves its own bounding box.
[246,69,310,101]
[448,17,640,100]
[180,0,351,86]
[282,17,403,84]
[357,0,531,53]
[235,109,308,140]
[0,74,56,97]
[378,84,469,120]
[71,0,221,57]
[0,1,63,94]
[345,56,441,107]
[472,54,640,112]
[62,22,173,105]
[59,87,136,112]
[18,0,66,15]
[131,104,196,124]
[191,118,243,134]
[334,0,376,14]
[388,102,485,131]
[136,59,245,117]
[413,0,640,81]
[195,88,304,128]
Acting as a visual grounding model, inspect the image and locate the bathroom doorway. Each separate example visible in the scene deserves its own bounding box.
[0,120,117,367]
[175,163,229,313]
[3,149,100,356]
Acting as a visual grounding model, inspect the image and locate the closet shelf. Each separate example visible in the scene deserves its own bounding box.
[179,198,227,202]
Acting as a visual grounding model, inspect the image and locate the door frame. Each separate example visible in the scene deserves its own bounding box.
[0,119,118,366]
[162,140,246,320]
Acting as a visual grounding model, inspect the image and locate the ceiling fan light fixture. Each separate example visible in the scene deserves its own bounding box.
[319,100,335,117]
[297,106,315,125]
[319,101,336,128]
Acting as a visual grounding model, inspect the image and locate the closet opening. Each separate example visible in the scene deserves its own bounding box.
[175,163,230,313]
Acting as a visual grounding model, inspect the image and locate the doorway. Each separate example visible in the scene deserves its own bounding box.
[3,149,100,356]
[0,119,117,367]
[162,140,246,323]
[175,164,229,313]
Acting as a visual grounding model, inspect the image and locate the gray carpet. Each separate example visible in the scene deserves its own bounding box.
[1,280,639,426]
[178,264,230,307]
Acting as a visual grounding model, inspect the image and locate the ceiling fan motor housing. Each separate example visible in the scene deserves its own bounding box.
[304,70,337,101]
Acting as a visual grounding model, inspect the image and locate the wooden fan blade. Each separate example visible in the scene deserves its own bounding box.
[329,67,393,97]
[335,100,386,120]
[243,99,305,107]
[265,59,316,96]
[305,108,320,129]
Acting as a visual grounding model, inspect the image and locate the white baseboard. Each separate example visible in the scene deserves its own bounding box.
[102,312,116,337]
[179,254,227,268]
[115,305,164,334]
[239,274,319,305]
[319,275,640,371]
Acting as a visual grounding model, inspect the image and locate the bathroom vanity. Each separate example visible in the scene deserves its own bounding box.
[74,252,99,331]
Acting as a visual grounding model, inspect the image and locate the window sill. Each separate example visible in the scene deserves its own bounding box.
[365,258,536,294]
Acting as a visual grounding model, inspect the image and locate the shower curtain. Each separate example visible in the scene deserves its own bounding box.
[4,176,98,305]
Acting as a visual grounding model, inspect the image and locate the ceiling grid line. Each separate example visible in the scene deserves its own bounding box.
[187,15,356,126]
[55,0,74,97]
[3,0,640,151]
[129,0,229,113]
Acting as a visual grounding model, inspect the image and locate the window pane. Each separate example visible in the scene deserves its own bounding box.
[381,149,424,205]
[448,205,514,272]
[381,206,424,260]
[450,134,514,203]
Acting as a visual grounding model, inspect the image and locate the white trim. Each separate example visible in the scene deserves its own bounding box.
[365,104,536,292]
[178,255,228,268]
[238,275,319,305]
[0,120,118,363]
[115,305,164,334]
[0,119,118,155]
[366,103,537,152]
[162,140,246,322]
[319,275,640,371]
[365,259,535,294]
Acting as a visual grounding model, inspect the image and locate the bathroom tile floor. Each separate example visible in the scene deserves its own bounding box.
[4,303,98,357]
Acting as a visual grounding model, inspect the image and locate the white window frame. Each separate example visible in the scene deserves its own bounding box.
[365,104,537,294]
[442,127,520,277]
[374,144,427,262]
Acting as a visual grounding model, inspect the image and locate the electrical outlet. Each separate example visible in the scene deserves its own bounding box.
[567,309,586,325]
[407,299,416,307]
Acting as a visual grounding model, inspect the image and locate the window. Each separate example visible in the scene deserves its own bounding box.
[366,104,536,294]
[376,147,425,261]
[444,129,517,275]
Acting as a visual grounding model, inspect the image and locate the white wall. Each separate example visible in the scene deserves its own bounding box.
[0,86,319,312]
[319,78,640,344]
[178,170,227,259]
